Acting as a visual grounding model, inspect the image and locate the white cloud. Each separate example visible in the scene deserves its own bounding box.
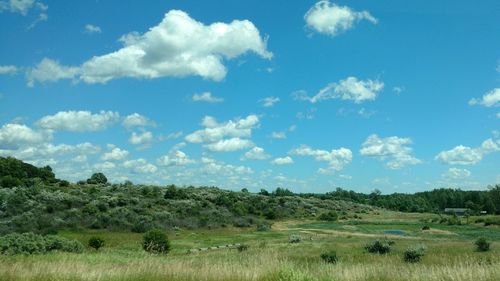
[469,88,500,107]
[84,24,101,34]
[165,131,183,140]
[101,147,129,161]
[192,92,224,103]
[157,149,195,166]
[123,158,157,174]
[129,131,153,146]
[304,1,377,36]
[442,168,471,179]
[94,161,116,171]
[271,156,294,165]
[0,142,100,162]
[291,145,352,173]
[339,174,352,180]
[37,110,120,132]
[393,86,404,95]
[202,158,253,175]
[27,10,271,85]
[122,113,155,129]
[360,134,421,169]
[296,77,384,103]
[0,123,47,149]
[0,0,46,15]
[271,131,286,139]
[204,137,254,152]
[241,146,270,160]
[26,58,79,87]
[259,96,280,107]
[435,138,500,165]
[0,65,18,74]
[185,115,259,144]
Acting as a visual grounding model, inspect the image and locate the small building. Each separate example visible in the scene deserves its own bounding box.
[444,208,470,215]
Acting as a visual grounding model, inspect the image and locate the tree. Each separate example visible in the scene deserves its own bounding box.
[87,173,108,184]
[142,229,171,254]
[259,189,270,196]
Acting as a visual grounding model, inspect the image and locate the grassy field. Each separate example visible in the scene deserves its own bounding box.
[1,211,499,281]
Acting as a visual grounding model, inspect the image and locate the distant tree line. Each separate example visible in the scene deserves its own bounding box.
[298,187,500,215]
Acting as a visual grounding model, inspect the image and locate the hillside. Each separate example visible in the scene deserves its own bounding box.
[0,158,374,235]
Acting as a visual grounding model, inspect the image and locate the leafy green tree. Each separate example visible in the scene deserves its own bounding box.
[87,173,108,184]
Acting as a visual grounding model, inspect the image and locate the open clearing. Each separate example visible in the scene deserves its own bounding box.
[1,212,499,281]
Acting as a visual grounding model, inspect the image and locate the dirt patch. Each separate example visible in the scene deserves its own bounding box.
[422,228,457,235]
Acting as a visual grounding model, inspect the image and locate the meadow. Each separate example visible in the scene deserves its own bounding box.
[1,211,499,281]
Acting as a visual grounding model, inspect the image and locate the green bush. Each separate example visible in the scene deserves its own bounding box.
[88,237,105,251]
[475,237,490,252]
[256,223,272,232]
[289,235,302,244]
[0,232,83,255]
[364,240,392,254]
[237,244,249,252]
[318,211,338,221]
[320,251,338,264]
[142,229,170,254]
[403,245,426,263]
[421,225,430,230]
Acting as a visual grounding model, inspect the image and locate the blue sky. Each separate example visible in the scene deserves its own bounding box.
[0,0,499,193]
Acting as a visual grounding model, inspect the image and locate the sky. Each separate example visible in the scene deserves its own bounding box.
[0,0,499,194]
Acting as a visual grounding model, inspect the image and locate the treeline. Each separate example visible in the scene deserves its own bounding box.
[300,187,500,214]
[0,157,58,187]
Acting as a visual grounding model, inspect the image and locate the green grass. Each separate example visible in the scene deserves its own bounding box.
[1,212,500,281]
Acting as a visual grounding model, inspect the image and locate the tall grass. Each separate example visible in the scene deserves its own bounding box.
[0,246,499,281]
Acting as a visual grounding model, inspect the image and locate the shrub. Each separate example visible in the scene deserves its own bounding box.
[237,244,249,252]
[320,251,338,264]
[44,235,84,253]
[318,211,338,221]
[289,235,302,244]
[364,240,392,254]
[88,237,105,251]
[0,233,83,255]
[475,237,490,252]
[142,229,170,254]
[403,245,426,263]
[422,225,430,230]
[256,223,272,232]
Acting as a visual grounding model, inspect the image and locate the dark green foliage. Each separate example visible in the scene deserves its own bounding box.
[88,237,105,250]
[289,235,302,243]
[403,245,426,263]
[0,157,57,187]
[364,240,392,254]
[87,173,108,185]
[0,232,83,255]
[164,185,188,200]
[422,225,430,230]
[272,187,294,197]
[237,244,249,252]
[142,229,170,254]
[258,189,270,196]
[475,237,491,252]
[320,251,339,264]
[256,222,272,231]
[59,180,70,187]
[318,211,338,221]
[320,186,500,214]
